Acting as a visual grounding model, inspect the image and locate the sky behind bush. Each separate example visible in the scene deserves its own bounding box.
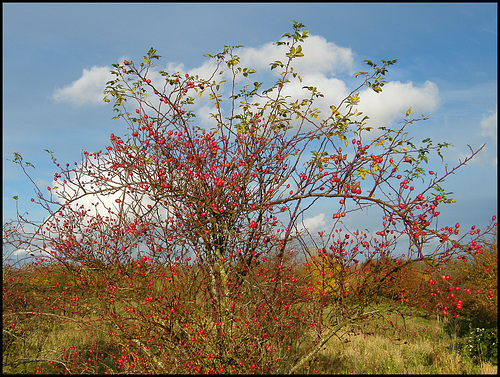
[3,3,497,244]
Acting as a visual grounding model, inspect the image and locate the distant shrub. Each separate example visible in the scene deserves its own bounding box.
[454,234,497,329]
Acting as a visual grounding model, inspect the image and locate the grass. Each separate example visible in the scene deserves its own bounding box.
[5,310,496,374]
[3,265,497,374]
[294,315,497,374]
[3,312,118,374]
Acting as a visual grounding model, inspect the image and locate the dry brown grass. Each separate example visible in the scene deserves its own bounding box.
[294,315,497,374]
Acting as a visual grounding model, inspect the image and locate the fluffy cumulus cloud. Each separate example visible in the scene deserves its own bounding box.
[53,66,114,105]
[296,213,326,235]
[357,80,440,129]
[50,159,172,231]
[239,35,355,77]
[52,33,439,132]
[50,57,222,111]
[234,35,439,131]
[280,73,350,110]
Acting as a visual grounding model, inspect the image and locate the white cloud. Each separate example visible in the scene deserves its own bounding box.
[4,245,51,263]
[53,66,113,105]
[52,157,171,227]
[239,35,354,77]
[257,73,350,131]
[358,80,440,129]
[51,34,439,138]
[12,247,31,257]
[479,108,497,140]
[454,108,497,167]
[190,35,437,133]
[281,73,349,107]
[460,109,498,167]
[296,213,326,234]
[54,59,224,116]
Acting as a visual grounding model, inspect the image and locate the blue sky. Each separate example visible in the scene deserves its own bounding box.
[3,3,497,249]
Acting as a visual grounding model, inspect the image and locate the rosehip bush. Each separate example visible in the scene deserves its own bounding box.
[3,21,497,374]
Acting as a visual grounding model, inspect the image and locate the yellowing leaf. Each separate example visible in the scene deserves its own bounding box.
[349,94,360,105]
[330,105,339,115]
[406,107,412,118]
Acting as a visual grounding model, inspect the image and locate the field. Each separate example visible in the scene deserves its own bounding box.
[301,316,497,374]
[3,276,497,374]
[3,240,497,374]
